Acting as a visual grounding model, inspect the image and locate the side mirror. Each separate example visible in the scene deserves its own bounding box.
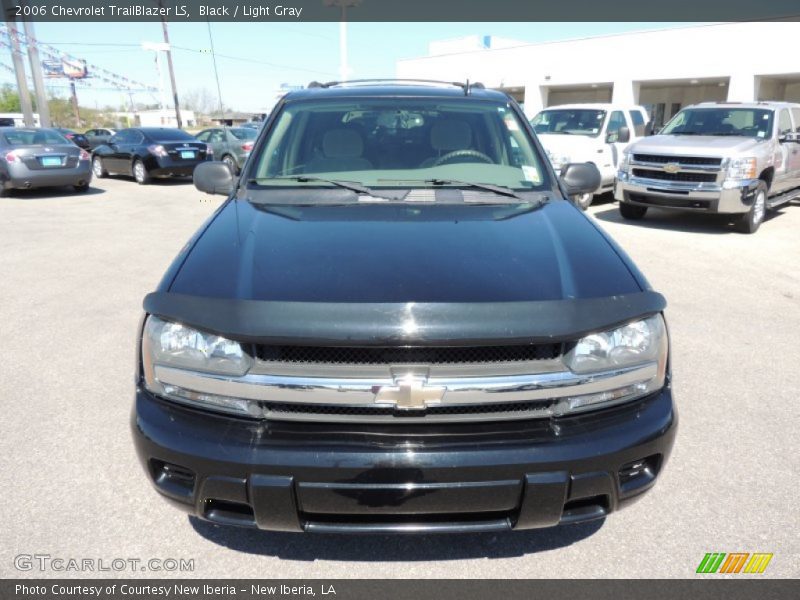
[645,121,656,136]
[616,126,631,143]
[194,161,236,196]
[560,162,601,196]
[778,132,798,143]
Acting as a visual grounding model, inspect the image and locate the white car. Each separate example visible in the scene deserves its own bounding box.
[531,103,650,209]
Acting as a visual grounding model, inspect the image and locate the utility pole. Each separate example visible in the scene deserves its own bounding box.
[206,20,224,116]
[21,13,51,127]
[2,0,34,126]
[324,0,361,82]
[158,1,182,128]
[69,80,80,126]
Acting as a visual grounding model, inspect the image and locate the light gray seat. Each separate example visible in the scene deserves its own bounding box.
[419,119,473,167]
[305,128,373,173]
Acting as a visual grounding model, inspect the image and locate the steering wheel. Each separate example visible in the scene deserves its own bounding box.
[433,149,494,167]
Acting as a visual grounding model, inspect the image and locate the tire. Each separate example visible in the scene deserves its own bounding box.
[92,156,108,178]
[222,154,238,175]
[73,183,90,193]
[619,202,648,220]
[573,192,594,210]
[735,181,767,234]
[133,159,151,185]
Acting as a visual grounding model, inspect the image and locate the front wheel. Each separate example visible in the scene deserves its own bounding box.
[73,183,90,193]
[133,159,151,185]
[619,203,648,220]
[735,181,767,234]
[573,192,594,210]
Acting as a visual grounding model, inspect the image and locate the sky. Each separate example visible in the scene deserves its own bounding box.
[0,21,700,114]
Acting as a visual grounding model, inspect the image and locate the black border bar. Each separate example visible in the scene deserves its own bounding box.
[3,0,800,22]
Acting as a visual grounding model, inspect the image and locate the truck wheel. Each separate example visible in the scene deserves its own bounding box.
[573,192,593,210]
[619,203,648,220]
[736,181,767,234]
[133,159,151,185]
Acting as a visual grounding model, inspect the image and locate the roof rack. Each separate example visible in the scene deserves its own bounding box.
[306,79,486,95]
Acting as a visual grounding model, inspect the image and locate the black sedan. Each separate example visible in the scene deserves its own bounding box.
[91,127,212,184]
[54,128,91,151]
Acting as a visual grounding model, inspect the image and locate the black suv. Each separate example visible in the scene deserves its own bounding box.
[133,80,676,534]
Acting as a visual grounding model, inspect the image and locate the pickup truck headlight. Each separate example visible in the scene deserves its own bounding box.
[141,316,256,415]
[546,149,570,171]
[726,157,757,181]
[618,151,631,175]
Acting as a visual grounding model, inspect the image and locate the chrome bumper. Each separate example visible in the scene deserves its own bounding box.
[615,172,759,214]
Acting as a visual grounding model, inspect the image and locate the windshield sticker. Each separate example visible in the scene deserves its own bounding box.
[757,131,766,138]
[504,116,519,131]
[522,165,541,183]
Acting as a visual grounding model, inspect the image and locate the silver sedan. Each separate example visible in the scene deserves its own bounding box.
[0,127,93,196]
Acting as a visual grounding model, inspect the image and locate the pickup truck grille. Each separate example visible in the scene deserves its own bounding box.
[632,154,722,167]
[258,343,562,365]
[632,168,717,183]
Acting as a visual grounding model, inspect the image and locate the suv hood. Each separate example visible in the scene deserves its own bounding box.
[631,134,764,156]
[166,197,641,304]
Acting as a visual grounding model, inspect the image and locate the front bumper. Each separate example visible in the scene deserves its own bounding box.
[615,172,759,214]
[3,162,92,190]
[132,384,677,534]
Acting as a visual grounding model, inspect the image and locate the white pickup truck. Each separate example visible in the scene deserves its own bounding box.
[531,103,650,209]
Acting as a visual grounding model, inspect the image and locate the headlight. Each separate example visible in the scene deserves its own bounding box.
[726,157,757,181]
[546,149,570,171]
[142,316,256,415]
[565,314,667,374]
[618,151,631,175]
[557,314,668,415]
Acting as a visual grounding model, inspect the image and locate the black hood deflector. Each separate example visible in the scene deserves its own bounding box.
[143,291,666,346]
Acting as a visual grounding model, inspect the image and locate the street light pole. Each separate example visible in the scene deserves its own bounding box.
[22,15,51,127]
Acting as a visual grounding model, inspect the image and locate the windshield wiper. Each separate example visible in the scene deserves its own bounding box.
[249,176,399,201]
[423,178,526,201]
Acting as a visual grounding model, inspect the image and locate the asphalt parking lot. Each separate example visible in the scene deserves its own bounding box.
[1,179,798,579]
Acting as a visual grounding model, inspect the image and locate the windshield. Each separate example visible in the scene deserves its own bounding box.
[2,129,70,145]
[660,107,773,138]
[249,97,550,191]
[230,128,257,140]
[530,109,606,137]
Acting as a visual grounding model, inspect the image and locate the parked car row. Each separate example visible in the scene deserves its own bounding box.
[533,100,800,233]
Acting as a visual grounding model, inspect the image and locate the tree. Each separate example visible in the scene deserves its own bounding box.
[182,87,222,115]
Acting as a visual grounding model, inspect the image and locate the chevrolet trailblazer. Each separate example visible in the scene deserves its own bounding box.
[132,80,676,533]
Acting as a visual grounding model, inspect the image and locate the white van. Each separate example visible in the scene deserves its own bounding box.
[531,103,650,208]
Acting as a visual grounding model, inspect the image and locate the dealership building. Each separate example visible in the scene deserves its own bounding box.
[396,22,800,127]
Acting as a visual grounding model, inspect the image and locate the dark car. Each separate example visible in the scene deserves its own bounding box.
[91,127,211,184]
[0,127,92,195]
[133,80,676,534]
[54,128,91,151]
[84,127,116,150]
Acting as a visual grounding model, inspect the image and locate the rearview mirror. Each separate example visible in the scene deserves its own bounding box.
[560,162,601,196]
[194,161,236,196]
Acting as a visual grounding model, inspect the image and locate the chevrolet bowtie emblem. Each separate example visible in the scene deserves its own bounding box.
[373,376,446,411]
[663,162,681,174]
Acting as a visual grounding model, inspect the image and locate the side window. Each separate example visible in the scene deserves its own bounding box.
[628,111,645,136]
[129,131,145,145]
[112,130,131,144]
[210,130,225,143]
[606,111,627,141]
[195,131,210,142]
[778,110,793,136]
[85,129,96,136]
[792,108,800,133]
